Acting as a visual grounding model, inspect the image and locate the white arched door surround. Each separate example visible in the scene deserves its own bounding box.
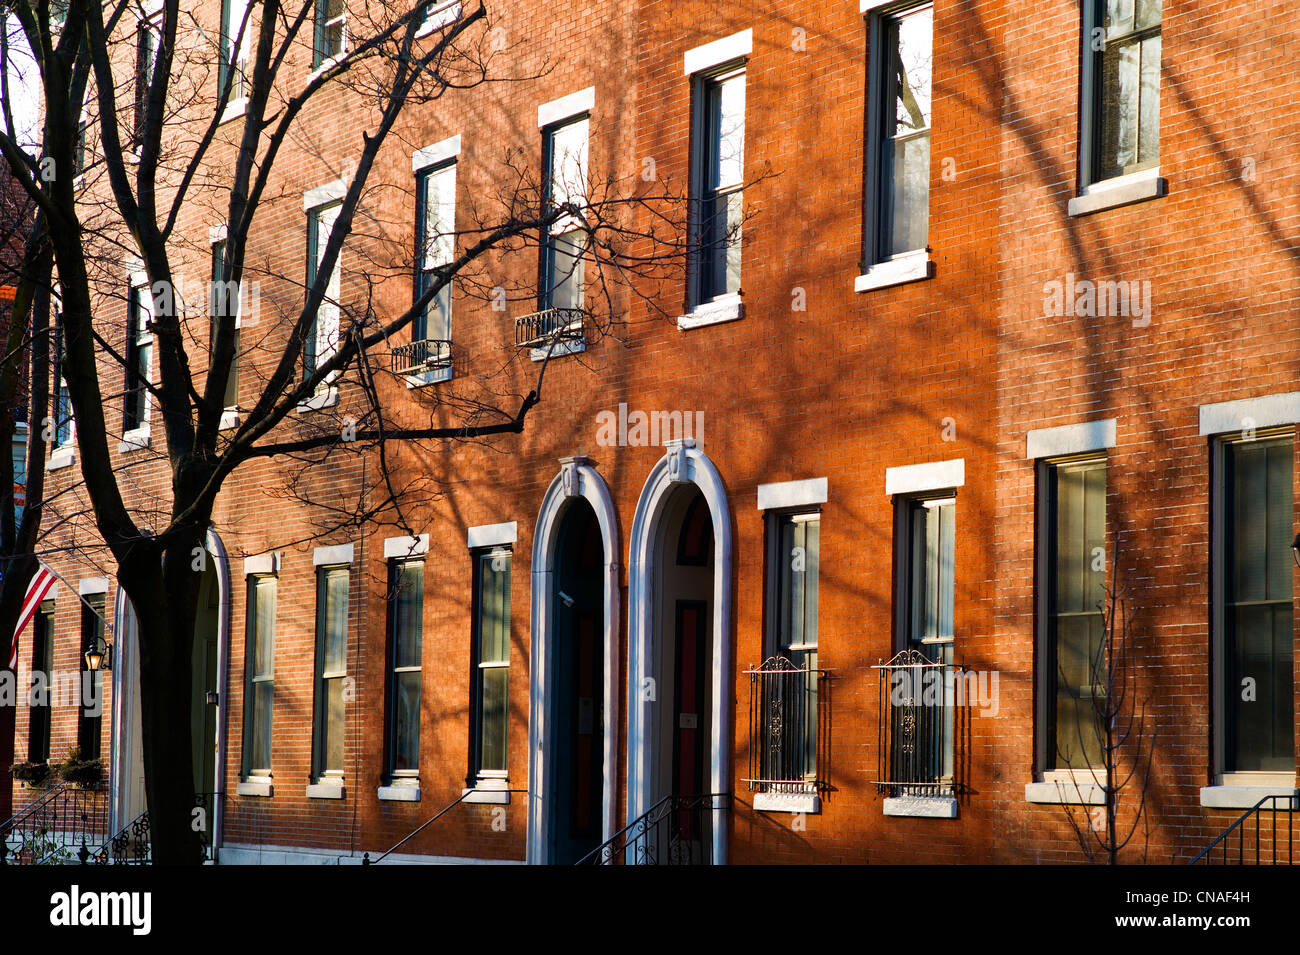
[527,456,621,864]
[626,439,733,865]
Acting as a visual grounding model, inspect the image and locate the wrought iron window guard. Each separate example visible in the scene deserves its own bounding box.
[514,307,585,349]
[391,338,453,376]
[874,648,965,798]
[743,656,826,794]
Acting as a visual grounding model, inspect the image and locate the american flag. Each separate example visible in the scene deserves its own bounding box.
[7,565,57,671]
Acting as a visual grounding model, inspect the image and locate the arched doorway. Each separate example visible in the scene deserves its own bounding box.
[627,440,732,865]
[528,457,620,864]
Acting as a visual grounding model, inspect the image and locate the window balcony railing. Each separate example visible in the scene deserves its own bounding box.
[391,338,452,377]
[514,307,585,350]
[874,649,965,798]
[743,656,826,795]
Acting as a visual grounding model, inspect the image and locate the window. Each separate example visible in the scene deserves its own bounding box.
[304,201,342,379]
[764,512,820,784]
[889,495,955,790]
[78,595,105,761]
[220,0,251,103]
[210,238,240,408]
[418,0,461,33]
[691,65,745,306]
[123,279,153,434]
[313,0,346,68]
[1083,0,1161,185]
[541,115,588,312]
[1214,431,1294,776]
[52,313,73,447]
[469,548,510,782]
[385,560,423,780]
[311,565,349,779]
[413,160,455,376]
[867,2,932,264]
[27,602,54,764]
[242,574,276,778]
[134,11,161,144]
[901,496,954,651]
[1040,456,1107,772]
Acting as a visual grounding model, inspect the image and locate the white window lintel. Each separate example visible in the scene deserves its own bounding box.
[683,29,752,75]
[1026,419,1117,459]
[1199,392,1300,437]
[885,458,965,497]
[303,178,347,212]
[384,534,430,559]
[412,134,461,173]
[313,543,354,566]
[537,87,595,128]
[757,477,828,511]
[467,522,517,550]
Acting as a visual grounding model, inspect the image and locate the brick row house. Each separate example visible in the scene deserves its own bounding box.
[4,0,1299,864]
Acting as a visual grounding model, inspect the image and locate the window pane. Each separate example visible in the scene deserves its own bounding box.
[891,8,932,135]
[254,577,275,680]
[712,74,745,191]
[478,667,508,772]
[323,567,348,674]
[802,520,820,647]
[1136,35,1160,167]
[1134,0,1161,30]
[396,563,424,669]
[1105,0,1135,35]
[478,553,510,664]
[251,681,272,770]
[393,671,421,771]
[550,118,588,207]
[548,229,586,310]
[787,520,805,647]
[326,677,345,771]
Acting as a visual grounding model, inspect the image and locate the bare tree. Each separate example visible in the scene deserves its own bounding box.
[1056,547,1156,864]
[0,1,746,862]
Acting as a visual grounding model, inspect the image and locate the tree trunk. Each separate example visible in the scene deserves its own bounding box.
[121,538,204,865]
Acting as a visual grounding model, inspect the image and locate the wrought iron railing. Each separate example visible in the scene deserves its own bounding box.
[743,656,825,795]
[576,793,730,865]
[1189,794,1298,865]
[874,649,965,797]
[84,792,224,865]
[391,338,453,376]
[514,307,585,349]
[0,784,109,865]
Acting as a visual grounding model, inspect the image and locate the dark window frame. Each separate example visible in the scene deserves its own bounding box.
[468,546,511,785]
[384,558,424,782]
[241,573,276,779]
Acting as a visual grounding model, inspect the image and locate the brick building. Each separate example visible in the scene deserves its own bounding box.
[3,0,1299,865]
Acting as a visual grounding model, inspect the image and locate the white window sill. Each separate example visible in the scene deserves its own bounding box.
[308,53,346,85]
[1200,785,1298,810]
[378,783,422,802]
[854,249,932,293]
[118,428,151,453]
[218,97,248,127]
[48,447,76,471]
[1025,774,1107,806]
[753,791,820,814]
[1068,167,1166,217]
[297,386,339,413]
[405,368,453,389]
[306,781,346,800]
[416,2,461,37]
[883,795,957,818]
[462,778,510,804]
[676,293,743,331]
[237,778,273,798]
[219,409,241,431]
[529,340,585,363]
